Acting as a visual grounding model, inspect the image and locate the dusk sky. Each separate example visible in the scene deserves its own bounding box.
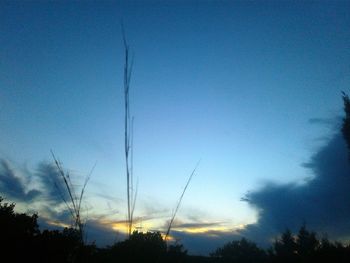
[1,0,350,255]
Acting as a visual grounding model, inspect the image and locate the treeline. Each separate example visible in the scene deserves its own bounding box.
[1,197,350,263]
[210,227,350,263]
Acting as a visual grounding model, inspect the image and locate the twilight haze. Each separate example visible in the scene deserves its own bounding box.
[1,0,350,255]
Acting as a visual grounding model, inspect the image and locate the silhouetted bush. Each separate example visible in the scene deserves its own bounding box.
[36,228,96,263]
[268,225,350,263]
[0,197,39,261]
[272,229,298,263]
[0,197,96,263]
[109,231,166,262]
[211,238,267,263]
[166,243,188,263]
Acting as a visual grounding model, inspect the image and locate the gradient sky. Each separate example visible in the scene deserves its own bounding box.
[1,0,350,255]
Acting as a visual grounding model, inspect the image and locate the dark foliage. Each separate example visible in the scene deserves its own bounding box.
[0,197,39,261]
[167,243,188,263]
[210,226,350,263]
[272,229,298,262]
[342,91,350,159]
[91,231,190,263]
[267,226,350,263]
[0,197,95,263]
[110,231,167,262]
[36,228,96,263]
[210,238,267,263]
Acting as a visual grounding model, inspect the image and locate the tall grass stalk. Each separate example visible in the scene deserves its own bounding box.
[50,150,95,243]
[122,26,137,237]
[165,160,201,242]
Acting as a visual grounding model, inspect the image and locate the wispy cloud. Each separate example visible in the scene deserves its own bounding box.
[168,219,239,235]
[172,221,224,229]
[34,161,69,205]
[308,117,341,126]
[0,159,41,202]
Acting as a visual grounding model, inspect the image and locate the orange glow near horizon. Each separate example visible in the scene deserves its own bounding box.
[106,218,248,238]
[46,220,70,229]
[171,223,247,236]
[109,219,158,234]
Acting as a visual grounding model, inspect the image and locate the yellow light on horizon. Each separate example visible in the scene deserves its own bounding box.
[46,220,70,229]
[91,218,250,240]
[172,223,248,236]
[110,220,156,234]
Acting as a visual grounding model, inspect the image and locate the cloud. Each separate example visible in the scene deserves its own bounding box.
[0,158,71,206]
[0,158,93,225]
[308,117,341,126]
[172,222,224,229]
[34,161,69,205]
[0,159,41,202]
[241,132,350,245]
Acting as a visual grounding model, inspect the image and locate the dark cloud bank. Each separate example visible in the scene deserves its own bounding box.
[179,130,350,254]
[1,130,350,255]
[241,132,350,245]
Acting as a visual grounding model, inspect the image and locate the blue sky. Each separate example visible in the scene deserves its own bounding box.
[1,0,350,254]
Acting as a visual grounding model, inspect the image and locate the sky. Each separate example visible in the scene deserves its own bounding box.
[1,0,350,255]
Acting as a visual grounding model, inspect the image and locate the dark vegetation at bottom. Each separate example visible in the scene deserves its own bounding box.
[1,197,350,263]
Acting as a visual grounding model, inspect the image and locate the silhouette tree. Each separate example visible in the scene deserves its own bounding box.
[296,224,319,261]
[211,238,267,263]
[341,91,350,159]
[166,243,188,263]
[37,228,95,263]
[0,196,96,263]
[110,231,166,263]
[272,229,298,263]
[0,196,39,261]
